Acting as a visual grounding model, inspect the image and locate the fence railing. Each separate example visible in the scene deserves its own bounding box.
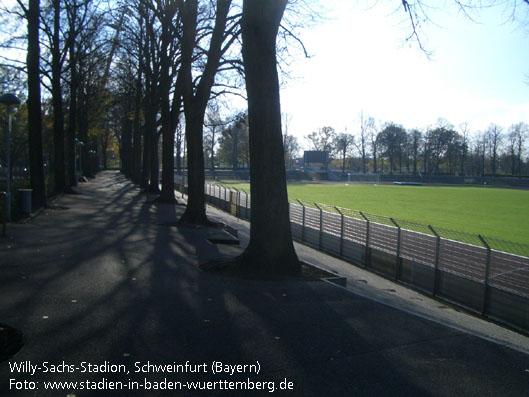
[175,177,529,334]
[288,200,529,259]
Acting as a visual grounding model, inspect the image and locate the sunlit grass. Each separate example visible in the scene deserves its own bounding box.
[223,182,529,244]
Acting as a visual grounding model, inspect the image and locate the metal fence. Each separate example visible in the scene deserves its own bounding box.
[175,178,529,334]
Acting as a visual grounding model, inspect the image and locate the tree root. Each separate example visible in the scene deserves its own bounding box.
[177,210,223,228]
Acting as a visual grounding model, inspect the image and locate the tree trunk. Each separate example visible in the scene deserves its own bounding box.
[66,82,77,187]
[236,0,299,274]
[132,65,143,184]
[361,145,366,174]
[176,125,182,173]
[178,0,231,225]
[517,139,523,178]
[158,19,182,202]
[141,92,155,190]
[148,132,160,193]
[102,145,107,169]
[159,102,177,201]
[66,19,78,188]
[51,0,65,192]
[121,111,132,177]
[140,128,151,188]
[78,93,90,178]
[210,129,215,170]
[27,0,47,208]
[180,113,208,223]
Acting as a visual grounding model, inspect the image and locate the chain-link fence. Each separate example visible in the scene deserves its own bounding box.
[175,178,529,333]
[290,199,529,258]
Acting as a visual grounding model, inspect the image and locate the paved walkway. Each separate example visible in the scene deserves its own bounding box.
[1,171,528,396]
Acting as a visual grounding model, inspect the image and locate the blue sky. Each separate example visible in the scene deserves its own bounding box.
[279,0,529,145]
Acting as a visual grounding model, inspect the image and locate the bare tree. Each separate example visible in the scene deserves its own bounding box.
[507,122,527,176]
[409,129,422,175]
[3,0,47,206]
[475,131,488,175]
[459,122,470,176]
[282,112,299,168]
[64,0,87,187]
[216,112,248,169]
[40,0,66,192]
[27,0,47,208]
[399,1,529,56]
[235,0,299,274]
[334,131,354,173]
[204,105,224,170]
[305,126,335,153]
[486,123,503,176]
[369,123,381,173]
[156,0,184,203]
[378,123,407,173]
[179,0,238,225]
[283,134,300,169]
[355,112,373,174]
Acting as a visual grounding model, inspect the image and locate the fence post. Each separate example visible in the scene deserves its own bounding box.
[335,206,344,258]
[297,199,305,243]
[359,211,370,267]
[428,225,441,297]
[390,218,401,281]
[237,190,241,218]
[230,187,240,217]
[478,234,492,316]
[314,203,323,250]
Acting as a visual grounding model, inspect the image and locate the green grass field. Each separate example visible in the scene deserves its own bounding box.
[224,183,529,245]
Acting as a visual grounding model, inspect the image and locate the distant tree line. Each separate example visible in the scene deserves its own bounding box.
[305,118,529,177]
[203,109,300,170]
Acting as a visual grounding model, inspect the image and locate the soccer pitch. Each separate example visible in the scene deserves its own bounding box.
[223,182,529,245]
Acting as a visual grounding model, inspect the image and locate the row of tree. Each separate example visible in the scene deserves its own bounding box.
[1,0,527,275]
[306,119,529,177]
[1,0,123,208]
[1,0,302,274]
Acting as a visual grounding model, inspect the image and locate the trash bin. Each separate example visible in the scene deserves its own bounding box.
[19,189,32,214]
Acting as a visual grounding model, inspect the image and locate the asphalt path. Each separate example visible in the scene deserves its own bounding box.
[0,171,528,396]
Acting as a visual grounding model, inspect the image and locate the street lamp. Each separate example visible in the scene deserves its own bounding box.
[0,93,21,221]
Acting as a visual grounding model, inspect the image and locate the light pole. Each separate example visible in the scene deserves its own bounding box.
[0,93,21,221]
